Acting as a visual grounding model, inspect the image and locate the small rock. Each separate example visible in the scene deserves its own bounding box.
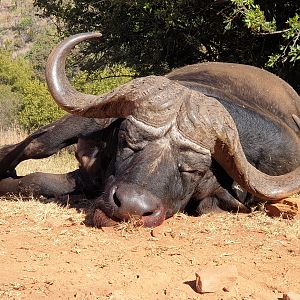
[149,227,164,239]
[265,198,300,219]
[195,264,238,294]
[283,292,300,300]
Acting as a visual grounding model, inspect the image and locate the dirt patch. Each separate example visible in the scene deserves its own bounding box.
[0,198,299,300]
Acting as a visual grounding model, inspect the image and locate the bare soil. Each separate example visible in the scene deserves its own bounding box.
[0,197,299,300]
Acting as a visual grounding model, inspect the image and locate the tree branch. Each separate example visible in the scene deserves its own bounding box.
[255,29,290,35]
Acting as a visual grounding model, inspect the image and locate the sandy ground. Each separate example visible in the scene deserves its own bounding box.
[0,197,299,300]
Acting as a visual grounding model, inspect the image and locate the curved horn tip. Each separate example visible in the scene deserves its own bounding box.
[292,114,300,129]
[78,31,102,39]
[67,32,102,43]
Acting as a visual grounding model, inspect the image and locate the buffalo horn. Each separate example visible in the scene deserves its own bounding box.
[177,91,300,201]
[45,32,182,126]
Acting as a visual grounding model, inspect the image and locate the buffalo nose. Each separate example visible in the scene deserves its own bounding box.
[108,183,165,226]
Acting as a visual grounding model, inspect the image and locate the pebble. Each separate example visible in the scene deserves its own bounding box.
[283,292,300,300]
[195,264,238,294]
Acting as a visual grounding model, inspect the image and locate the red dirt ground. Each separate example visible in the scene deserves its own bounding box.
[0,198,299,300]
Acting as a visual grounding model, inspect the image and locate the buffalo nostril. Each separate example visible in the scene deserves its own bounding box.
[142,211,153,217]
[113,191,121,207]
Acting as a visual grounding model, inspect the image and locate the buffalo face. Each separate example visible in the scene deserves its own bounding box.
[93,117,212,227]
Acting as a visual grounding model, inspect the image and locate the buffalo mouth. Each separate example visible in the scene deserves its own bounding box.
[93,208,120,227]
[92,205,167,228]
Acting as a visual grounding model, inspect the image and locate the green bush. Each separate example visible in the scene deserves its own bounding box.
[0,49,33,91]
[0,49,64,131]
[18,80,64,131]
[19,65,135,131]
[0,84,22,128]
[0,47,136,131]
[0,50,29,128]
[72,65,136,95]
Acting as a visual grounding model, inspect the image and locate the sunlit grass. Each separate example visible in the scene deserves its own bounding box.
[0,126,78,175]
[0,125,27,145]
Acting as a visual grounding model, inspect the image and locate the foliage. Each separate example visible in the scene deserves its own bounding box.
[34,0,299,92]
[72,65,136,95]
[0,46,135,130]
[0,49,34,91]
[18,80,64,131]
[225,0,276,33]
[34,0,227,74]
[226,1,300,67]
[19,65,135,131]
[0,84,22,128]
[25,26,60,80]
[0,48,64,131]
[279,14,300,65]
[0,50,30,128]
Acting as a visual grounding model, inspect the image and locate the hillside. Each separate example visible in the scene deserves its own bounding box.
[0,0,48,56]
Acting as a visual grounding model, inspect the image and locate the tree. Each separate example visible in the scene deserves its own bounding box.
[225,0,299,90]
[34,0,299,91]
[25,25,60,81]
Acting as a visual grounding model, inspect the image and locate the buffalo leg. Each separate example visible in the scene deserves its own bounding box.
[0,170,80,198]
[192,169,251,215]
[195,186,251,215]
[0,115,104,178]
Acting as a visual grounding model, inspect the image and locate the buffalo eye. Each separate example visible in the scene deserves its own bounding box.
[119,129,146,152]
[178,163,199,174]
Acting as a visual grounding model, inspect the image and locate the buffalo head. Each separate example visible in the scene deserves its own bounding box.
[45,33,300,227]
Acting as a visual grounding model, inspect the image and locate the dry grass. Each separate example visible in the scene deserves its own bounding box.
[0,126,78,175]
[17,152,78,175]
[198,212,300,239]
[0,125,27,145]
[115,217,145,238]
[0,126,86,229]
[0,195,85,228]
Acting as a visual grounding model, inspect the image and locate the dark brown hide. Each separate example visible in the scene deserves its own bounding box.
[167,62,300,133]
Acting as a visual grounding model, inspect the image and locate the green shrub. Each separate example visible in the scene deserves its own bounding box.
[18,65,136,131]
[0,49,34,91]
[18,80,64,131]
[0,49,63,131]
[0,84,22,128]
[0,47,136,131]
[0,50,29,128]
[72,65,136,95]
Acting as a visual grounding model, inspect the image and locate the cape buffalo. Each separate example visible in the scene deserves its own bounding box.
[0,32,299,227]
